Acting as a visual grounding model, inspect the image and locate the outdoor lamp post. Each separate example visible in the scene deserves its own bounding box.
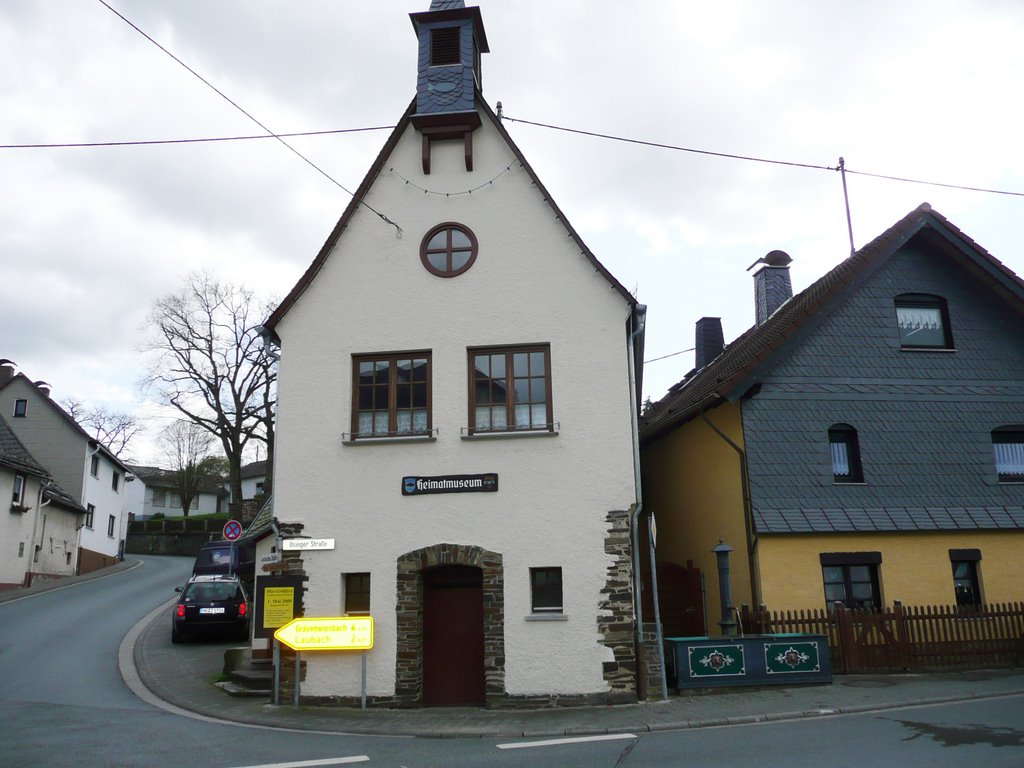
[713,539,737,636]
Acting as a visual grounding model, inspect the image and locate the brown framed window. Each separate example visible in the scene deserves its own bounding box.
[13,399,27,418]
[530,567,563,613]
[352,353,431,438]
[992,427,1024,482]
[420,222,477,277]
[894,293,953,349]
[344,572,371,614]
[829,423,864,483]
[950,549,982,608]
[820,552,882,610]
[430,27,461,66]
[469,345,552,434]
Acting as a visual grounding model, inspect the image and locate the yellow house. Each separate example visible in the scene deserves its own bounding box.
[641,205,1024,621]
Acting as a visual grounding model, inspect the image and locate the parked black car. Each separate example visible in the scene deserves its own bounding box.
[171,574,250,644]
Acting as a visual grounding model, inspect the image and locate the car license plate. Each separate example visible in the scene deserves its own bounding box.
[199,607,225,614]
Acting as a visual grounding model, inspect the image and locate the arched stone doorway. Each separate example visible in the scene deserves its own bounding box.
[394,544,504,707]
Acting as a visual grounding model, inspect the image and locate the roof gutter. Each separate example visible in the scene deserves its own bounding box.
[698,406,760,609]
[628,306,667,700]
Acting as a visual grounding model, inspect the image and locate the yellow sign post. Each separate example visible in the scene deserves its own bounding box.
[274,616,374,651]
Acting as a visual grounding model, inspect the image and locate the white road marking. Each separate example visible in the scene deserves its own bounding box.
[497,733,638,750]
[224,758,369,768]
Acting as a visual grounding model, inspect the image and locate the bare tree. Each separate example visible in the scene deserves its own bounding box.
[159,420,218,517]
[61,398,143,458]
[141,272,276,505]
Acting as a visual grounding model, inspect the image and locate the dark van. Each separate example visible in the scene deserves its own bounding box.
[192,540,254,578]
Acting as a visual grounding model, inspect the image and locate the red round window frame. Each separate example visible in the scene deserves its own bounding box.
[419,222,478,278]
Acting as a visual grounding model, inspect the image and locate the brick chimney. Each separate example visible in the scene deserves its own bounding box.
[0,360,14,388]
[34,380,52,398]
[694,317,724,370]
[748,250,793,325]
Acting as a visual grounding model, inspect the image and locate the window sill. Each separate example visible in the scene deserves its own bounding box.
[525,613,568,622]
[343,434,437,446]
[462,430,559,441]
[833,481,867,486]
[898,347,956,353]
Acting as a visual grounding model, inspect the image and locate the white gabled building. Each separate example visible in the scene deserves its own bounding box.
[0,415,85,588]
[0,364,130,573]
[261,0,646,708]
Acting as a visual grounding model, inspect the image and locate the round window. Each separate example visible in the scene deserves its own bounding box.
[420,222,478,277]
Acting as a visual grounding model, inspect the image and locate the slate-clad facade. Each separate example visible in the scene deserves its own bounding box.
[642,205,1024,613]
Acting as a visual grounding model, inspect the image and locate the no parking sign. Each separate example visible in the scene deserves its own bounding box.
[222,519,243,541]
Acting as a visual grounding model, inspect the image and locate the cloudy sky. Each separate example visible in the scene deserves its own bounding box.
[3,1,1023,463]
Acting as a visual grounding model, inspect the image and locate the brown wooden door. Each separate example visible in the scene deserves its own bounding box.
[422,565,485,706]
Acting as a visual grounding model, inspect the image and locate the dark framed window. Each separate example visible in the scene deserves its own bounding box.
[90,454,99,478]
[107,514,116,537]
[530,567,563,613]
[352,352,431,438]
[894,293,953,349]
[469,345,552,434]
[13,399,27,418]
[949,549,982,608]
[85,504,95,529]
[420,223,477,277]
[820,552,881,610]
[111,472,120,492]
[344,572,371,614]
[12,473,25,505]
[430,26,461,66]
[828,424,863,483]
[992,427,1024,482]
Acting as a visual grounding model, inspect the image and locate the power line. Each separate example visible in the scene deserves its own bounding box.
[0,125,395,150]
[503,115,837,173]
[95,0,402,233]
[644,347,694,365]
[503,115,1024,199]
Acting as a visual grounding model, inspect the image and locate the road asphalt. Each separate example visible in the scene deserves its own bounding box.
[5,559,1024,738]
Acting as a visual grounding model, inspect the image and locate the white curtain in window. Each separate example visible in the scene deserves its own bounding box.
[831,442,850,476]
[896,307,940,331]
[994,442,1024,475]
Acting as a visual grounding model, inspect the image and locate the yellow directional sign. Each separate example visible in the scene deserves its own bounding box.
[274,616,374,651]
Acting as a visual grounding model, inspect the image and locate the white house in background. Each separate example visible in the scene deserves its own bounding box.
[126,465,228,520]
[0,415,85,588]
[238,460,267,501]
[0,364,131,573]
[260,1,645,708]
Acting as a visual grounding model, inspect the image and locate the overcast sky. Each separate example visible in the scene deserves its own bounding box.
[3,1,1023,464]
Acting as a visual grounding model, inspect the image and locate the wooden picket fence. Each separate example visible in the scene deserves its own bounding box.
[740,602,1024,674]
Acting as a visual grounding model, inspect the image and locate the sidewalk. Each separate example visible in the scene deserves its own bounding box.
[7,563,1024,737]
[130,602,1024,738]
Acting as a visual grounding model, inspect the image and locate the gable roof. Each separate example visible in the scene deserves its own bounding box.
[129,465,228,496]
[240,460,267,480]
[0,414,48,478]
[262,93,637,337]
[0,372,129,472]
[641,203,1024,443]
[0,415,85,513]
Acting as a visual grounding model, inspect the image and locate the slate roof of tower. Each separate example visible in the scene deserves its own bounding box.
[430,0,465,10]
[641,203,1024,443]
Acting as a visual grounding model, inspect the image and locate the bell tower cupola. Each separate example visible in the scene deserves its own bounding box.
[409,0,490,173]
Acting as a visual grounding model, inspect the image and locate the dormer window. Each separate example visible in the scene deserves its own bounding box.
[895,294,953,349]
[430,27,461,66]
